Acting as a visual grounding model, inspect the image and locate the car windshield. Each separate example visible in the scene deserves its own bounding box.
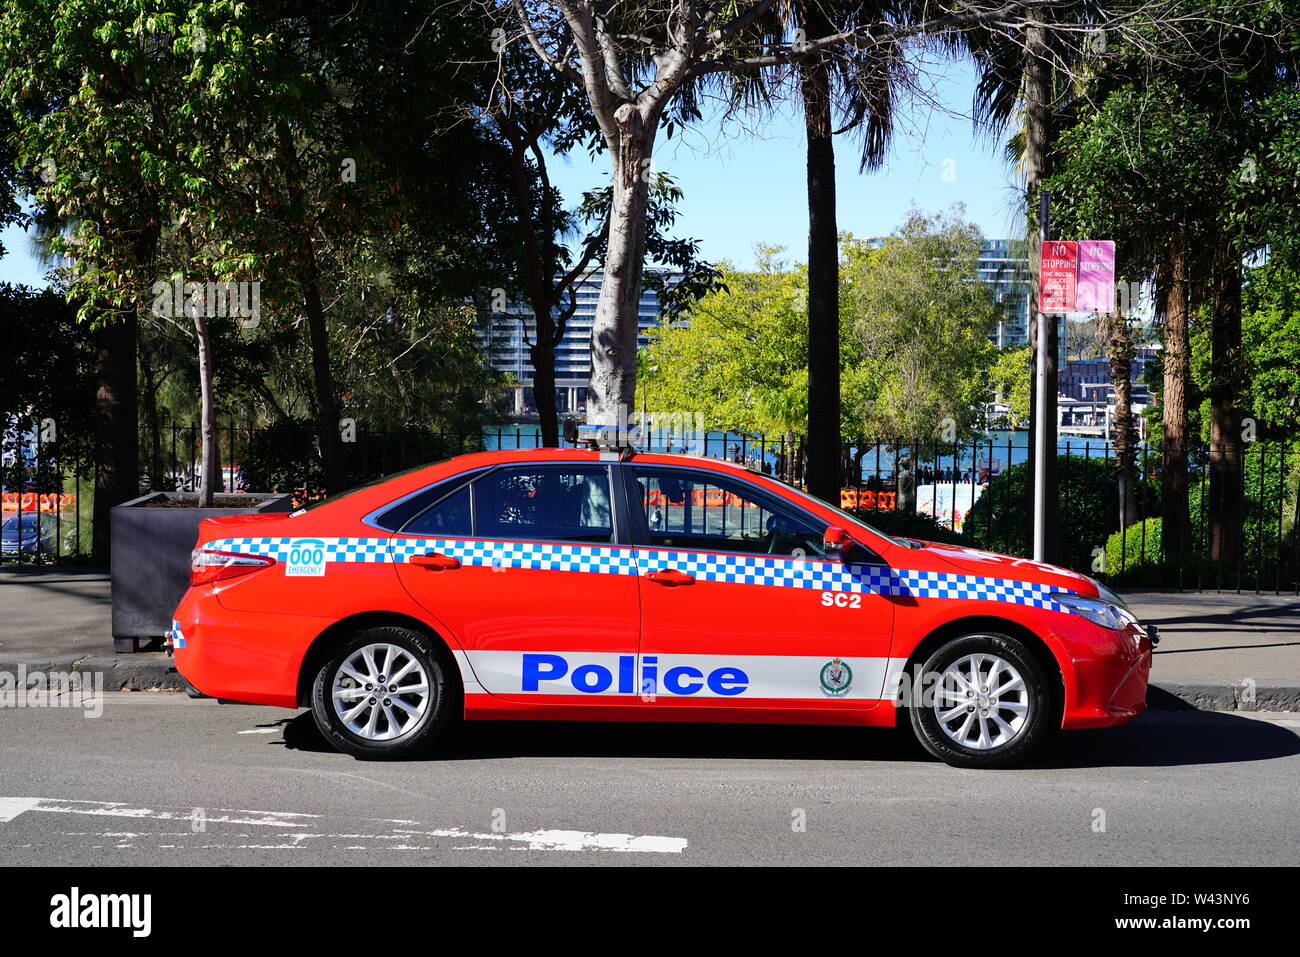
[746,472,907,547]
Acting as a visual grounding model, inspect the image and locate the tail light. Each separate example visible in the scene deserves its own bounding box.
[190,548,275,586]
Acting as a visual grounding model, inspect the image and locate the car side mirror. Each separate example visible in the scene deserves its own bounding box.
[823,526,853,562]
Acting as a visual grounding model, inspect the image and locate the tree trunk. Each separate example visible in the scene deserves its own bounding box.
[302,270,346,494]
[194,313,217,507]
[1023,14,1058,562]
[276,120,345,493]
[588,104,652,427]
[502,121,562,446]
[1208,233,1244,564]
[1161,236,1192,560]
[801,3,841,504]
[91,311,139,559]
[531,341,559,446]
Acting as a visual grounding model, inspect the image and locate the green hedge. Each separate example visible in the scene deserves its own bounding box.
[1104,517,1163,574]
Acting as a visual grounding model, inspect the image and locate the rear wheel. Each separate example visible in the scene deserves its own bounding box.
[310,625,456,759]
[908,632,1057,769]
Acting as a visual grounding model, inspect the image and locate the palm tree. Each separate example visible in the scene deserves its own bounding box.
[758,0,911,501]
[950,4,1095,561]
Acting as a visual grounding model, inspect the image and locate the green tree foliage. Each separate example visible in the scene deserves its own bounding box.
[643,206,1002,447]
[639,247,812,438]
[841,207,999,441]
[0,284,96,481]
[0,0,510,498]
[988,345,1031,425]
[1240,261,1300,439]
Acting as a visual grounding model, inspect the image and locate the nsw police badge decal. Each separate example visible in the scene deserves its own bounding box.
[819,657,853,696]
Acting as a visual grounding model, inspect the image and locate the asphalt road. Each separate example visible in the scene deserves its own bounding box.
[1,693,1296,866]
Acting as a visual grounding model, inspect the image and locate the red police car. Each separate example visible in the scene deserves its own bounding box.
[170,446,1153,768]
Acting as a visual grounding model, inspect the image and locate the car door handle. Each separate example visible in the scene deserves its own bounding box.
[410,552,461,571]
[646,568,695,585]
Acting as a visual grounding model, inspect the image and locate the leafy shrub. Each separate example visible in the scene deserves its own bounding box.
[1104,517,1163,574]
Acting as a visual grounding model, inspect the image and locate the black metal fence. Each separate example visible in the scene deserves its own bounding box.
[4,420,1297,594]
[0,432,94,563]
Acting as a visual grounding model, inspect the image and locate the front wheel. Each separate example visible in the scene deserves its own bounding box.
[310,625,456,759]
[908,632,1057,769]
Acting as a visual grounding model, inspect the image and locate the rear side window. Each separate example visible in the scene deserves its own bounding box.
[402,486,472,537]
[473,465,612,544]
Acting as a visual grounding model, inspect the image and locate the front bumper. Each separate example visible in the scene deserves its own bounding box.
[171,585,331,709]
[1056,618,1153,730]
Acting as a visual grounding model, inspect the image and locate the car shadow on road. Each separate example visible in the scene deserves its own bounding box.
[278,707,1299,769]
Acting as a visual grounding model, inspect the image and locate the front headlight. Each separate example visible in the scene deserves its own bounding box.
[1054,593,1137,631]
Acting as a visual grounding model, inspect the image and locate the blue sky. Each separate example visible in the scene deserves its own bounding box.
[543,57,1027,270]
[0,56,1024,286]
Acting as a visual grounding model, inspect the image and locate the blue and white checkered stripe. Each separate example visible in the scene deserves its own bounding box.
[636,549,1068,609]
[204,536,640,576]
[202,536,1071,610]
[636,548,897,593]
[206,536,390,564]
[389,538,639,575]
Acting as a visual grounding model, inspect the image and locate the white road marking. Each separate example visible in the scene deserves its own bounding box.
[389,826,686,853]
[2,798,318,827]
[0,797,41,822]
[236,728,281,734]
[0,797,687,853]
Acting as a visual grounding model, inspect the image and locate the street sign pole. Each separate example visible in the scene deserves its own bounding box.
[1032,190,1050,562]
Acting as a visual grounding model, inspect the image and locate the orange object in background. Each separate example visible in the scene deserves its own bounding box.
[0,492,76,513]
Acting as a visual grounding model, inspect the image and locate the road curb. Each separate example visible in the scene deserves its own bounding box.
[0,653,184,691]
[1148,678,1300,713]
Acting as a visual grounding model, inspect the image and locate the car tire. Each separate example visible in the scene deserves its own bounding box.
[310,625,457,760]
[907,632,1057,769]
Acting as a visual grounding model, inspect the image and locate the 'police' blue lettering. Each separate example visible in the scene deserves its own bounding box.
[663,666,704,695]
[522,653,568,691]
[571,664,614,693]
[708,668,748,696]
[520,654,749,697]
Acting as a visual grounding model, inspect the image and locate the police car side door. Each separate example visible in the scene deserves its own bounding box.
[392,463,641,710]
[625,464,896,718]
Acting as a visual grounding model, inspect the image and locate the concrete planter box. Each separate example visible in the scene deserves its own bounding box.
[110,491,292,652]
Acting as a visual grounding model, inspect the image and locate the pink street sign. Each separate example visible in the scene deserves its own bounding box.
[1039,241,1078,313]
[1076,240,1116,312]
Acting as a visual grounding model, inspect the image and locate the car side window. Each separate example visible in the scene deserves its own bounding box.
[472,465,613,544]
[632,468,826,557]
[402,486,472,537]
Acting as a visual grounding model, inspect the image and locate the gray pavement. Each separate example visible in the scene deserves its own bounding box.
[0,565,1297,708]
[0,693,1295,865]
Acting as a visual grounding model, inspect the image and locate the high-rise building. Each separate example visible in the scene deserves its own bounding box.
[478,272,679,417]
[978,239,1031,349]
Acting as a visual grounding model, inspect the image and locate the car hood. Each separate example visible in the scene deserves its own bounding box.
[901,539,1100,596]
